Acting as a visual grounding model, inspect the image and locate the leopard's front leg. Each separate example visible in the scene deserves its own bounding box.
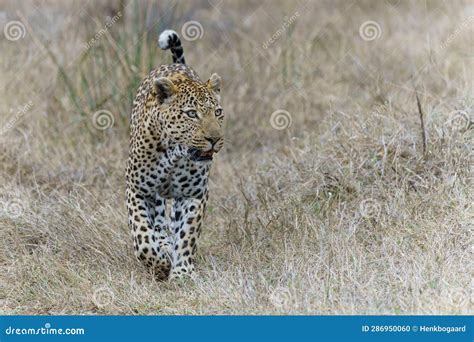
[169,193,208,279]
[126,187,171,279]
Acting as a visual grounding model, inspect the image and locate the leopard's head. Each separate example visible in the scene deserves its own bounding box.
[153,72,224,162]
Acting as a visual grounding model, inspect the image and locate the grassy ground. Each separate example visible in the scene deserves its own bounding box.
[0,0,472,314]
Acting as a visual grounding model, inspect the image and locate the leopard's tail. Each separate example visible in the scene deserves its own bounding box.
[158,30,186,64]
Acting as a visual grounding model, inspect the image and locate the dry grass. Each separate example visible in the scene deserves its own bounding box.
[0,0,472,314]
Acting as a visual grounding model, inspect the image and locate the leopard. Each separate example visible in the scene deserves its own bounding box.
[125,29,224,280]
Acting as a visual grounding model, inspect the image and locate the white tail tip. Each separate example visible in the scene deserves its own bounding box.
[158,29,179,50]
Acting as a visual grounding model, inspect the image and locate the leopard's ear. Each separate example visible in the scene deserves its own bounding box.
[207,73,221,93]
[154,77,177,104]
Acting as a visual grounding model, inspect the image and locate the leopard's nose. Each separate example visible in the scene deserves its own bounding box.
[205,136,222,146]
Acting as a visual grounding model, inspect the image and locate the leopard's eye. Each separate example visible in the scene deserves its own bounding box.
[184,109,198,119]
[215,108,223,117]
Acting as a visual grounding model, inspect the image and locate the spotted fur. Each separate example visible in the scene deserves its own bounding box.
[126,30,224,280]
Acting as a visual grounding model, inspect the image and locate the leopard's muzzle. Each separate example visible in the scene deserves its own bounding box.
[189,147,216,162]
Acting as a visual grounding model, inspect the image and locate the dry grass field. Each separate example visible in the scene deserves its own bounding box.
[0,0,472,315]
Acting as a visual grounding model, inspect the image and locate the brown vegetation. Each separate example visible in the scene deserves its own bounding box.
[0,0,472,314]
